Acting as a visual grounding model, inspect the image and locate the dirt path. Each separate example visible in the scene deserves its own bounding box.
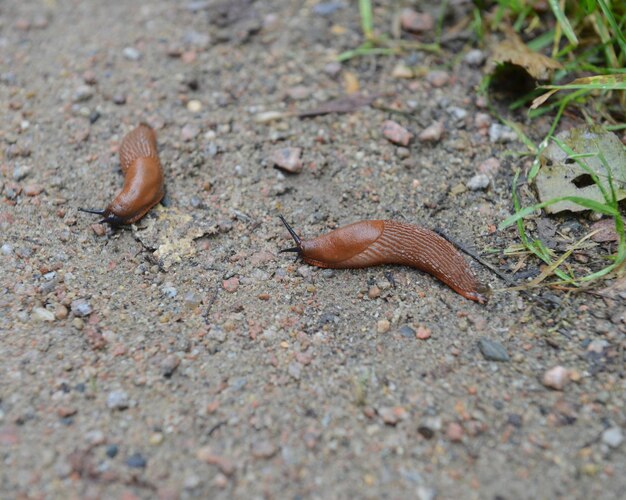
[1,1,624,498]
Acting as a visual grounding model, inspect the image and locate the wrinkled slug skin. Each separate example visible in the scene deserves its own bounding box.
[105,124,164,223]
[301,220,487,303]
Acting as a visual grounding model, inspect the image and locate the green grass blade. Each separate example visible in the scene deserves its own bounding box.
[499,196,618,230]
[596,0,626,57]
[548,0,578,45]
[359,0,374,40]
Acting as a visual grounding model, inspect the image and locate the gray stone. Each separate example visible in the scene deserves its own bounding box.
[478,338,510,362]
[464,49,485,66]
[106,390,129,410]
[489,123,517,143]
[71,298,92,317]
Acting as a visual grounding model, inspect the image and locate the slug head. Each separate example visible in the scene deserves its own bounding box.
[278,215,303,255]
[78,207,126,226]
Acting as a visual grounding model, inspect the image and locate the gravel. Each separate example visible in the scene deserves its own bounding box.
[1,1,623,499]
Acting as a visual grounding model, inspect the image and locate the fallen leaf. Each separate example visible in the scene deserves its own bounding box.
[487,31,563,82]
[532,75,626,110]
[534,126,626,213]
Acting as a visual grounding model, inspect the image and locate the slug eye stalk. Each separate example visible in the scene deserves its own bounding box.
[78,208,125,225]
[278,215,302,254]
[78,208,105,216]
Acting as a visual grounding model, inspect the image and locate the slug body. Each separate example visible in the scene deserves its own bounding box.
[80,124,164,224]
[280,217,488,304]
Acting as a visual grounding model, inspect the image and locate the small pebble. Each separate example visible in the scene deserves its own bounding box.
[106,445,118,458]
[161,354,180,378]
[419,121,444,143]
[416,326,431,340]
[400,9,434,33]
[489,123,517,143]
[112,93,126,105]
[587,339,608,353]
[223,277,239,293]
[323,62,342,77]
[368,285,381,299]
[602,427,623,448]
[312,2,344,16]
[122,47,142,61]
[478,338,510,362]
[397,147,410,158]
[13,165,31,181]
[126,453,147,468]
[251,440,278,459]
[24,184,44,196]
[286,86,312,100]
[475,113,492,130]
[54,304,69,319]
[196,447,236,476]
[181,124,200,141]
[149,433,164,445]
[464,49,485,66]
[467,174,490,191]
[106,390,129,410]
[478,157,500,177]
[398,325,415,339]
[382,120,413,146]
[1,244,13,255]
[271,147,303,174]
[82,70,97,85]
[447,106,467,121]
[446,422,463,442]
[71,298,92,317]
[391,63,413,79]
[425,70,450,88]
[187,99,202,112]
[161,284,178,298]
[377,319,390,334]
[72,85,94,103]
[542,366,570,391]
[33,307,55,322]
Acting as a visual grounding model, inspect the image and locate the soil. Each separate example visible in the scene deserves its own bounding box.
[1,1,624,499]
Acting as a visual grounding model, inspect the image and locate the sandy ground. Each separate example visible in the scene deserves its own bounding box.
[0,1,624,498]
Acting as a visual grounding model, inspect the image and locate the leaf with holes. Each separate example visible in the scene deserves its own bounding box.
[534,127,626,214]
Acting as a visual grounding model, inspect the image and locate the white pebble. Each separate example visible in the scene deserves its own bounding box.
[602,427,623,448]
[33,307,55,322]
[467,173,490,191]
[542,366,570,390]
[123,47,141,61]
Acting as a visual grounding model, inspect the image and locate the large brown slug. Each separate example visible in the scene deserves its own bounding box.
[279,216,488,303]
[80,123,164,225]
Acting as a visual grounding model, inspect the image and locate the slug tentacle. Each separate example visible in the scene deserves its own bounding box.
[278,218,488,304]
[78,208,106,216]
[278,215,302,249]
[80,124,164,225]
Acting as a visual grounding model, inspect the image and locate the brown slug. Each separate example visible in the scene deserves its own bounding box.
[279,216,488,303]
[80,123,164,224]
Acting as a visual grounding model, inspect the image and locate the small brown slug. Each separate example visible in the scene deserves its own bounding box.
[279,216,488,303]
[80,123,164,224]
